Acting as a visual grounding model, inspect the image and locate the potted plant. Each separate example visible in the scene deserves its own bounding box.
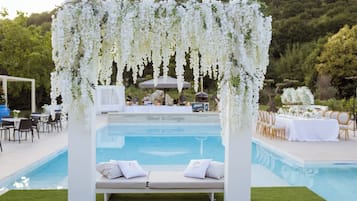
[13,109,20,118]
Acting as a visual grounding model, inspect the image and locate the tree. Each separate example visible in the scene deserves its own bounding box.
[0,14,54,109]
[317,24,357,98]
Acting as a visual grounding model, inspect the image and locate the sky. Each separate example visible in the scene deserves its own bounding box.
[0,0,64,19]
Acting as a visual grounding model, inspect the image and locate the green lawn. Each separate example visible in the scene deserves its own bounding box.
[0,187,325,201]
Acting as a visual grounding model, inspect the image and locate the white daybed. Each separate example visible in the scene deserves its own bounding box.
[96,171,224,201]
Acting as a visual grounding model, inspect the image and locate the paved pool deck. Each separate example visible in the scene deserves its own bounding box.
[1,113,357,187]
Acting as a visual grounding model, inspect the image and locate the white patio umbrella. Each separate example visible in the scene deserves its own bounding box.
[138,76,191,105]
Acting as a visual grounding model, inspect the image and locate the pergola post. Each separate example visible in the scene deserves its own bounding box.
[31,80,36,112]
[2,79,7,106]
[224,124,252,201]
[67,104,96,201]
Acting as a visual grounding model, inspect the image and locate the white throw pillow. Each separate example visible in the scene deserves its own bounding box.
[96,161,123,179]
[206,161,224,179]
[117,160,148,179]
[184,159,212,179]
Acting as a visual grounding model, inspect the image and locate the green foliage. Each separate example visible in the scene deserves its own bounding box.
[272,43,314,83]
[0,13,54,110]
[317,24,357,97]
[315,97,355,112]
[265,0,357,99]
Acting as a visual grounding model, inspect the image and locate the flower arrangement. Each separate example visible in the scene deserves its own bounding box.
[13,109,20,118]
[51,0,272,137]
[281,87,314,105]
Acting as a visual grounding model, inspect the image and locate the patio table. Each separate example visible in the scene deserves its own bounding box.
[2,117,26,129]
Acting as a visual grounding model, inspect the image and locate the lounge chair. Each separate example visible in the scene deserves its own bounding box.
[96,171,224,201]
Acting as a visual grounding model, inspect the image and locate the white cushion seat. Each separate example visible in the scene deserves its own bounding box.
[96,175,148,189]
[148,171,224,189]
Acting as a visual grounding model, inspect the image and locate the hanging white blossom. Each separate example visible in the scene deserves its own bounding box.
[51,0,272,135]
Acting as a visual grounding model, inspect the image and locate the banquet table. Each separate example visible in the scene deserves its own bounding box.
[275,115,339,141]
[124,105,192,113]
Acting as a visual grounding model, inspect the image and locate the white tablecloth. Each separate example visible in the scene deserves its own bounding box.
[124,105,192,113]
[276,116,339,141]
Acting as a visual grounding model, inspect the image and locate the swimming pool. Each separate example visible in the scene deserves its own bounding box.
[1,123,357,201]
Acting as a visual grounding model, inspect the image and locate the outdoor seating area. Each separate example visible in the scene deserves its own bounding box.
[96,159,224,201]
[96,171,223,201]
[257,110,355,141]
[0,112,64,147]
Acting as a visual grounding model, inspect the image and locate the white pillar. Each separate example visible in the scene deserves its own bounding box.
[2,79,7,106]
[68,105,96,201]
[224,120,252,201]
[31,80,36,112]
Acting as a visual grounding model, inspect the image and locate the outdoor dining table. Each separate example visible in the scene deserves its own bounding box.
[2,117,27,129]
[275,115,339,141]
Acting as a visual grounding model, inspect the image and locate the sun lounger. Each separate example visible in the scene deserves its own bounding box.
[96,171,224,201]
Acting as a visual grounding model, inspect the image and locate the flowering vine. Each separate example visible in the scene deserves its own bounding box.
[51,0,272,135]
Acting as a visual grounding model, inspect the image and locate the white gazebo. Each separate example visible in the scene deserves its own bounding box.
[51,1,272,201]
[0,75,36,112]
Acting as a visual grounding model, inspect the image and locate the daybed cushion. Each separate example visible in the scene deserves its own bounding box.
[96,161,123,179]
[96,174,148,189]
[117,160,148,179]
[184,159,212,179]
[149,171,224,189]
[206,161,224,179]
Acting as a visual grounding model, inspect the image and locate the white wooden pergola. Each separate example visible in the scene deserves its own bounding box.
[0,75,36,112]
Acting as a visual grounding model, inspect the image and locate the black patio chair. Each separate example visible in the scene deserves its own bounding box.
[14,119,34,143]
[1,116,14,141]
[46,113,62,132]
[31,117,41,138]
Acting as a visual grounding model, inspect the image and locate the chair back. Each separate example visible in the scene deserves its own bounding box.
[55,113,61,121]
[1,116,14,127]
[31,117,39,126]
[337,112,350,125]
[324,110,332,118]
[269,112,276,125]
[330,111,339,119]
[19,119,33,130]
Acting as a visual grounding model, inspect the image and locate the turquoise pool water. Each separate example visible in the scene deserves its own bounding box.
[1,124,357,201]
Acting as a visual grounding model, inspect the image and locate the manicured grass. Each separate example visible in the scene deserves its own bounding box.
[0,187,325,201]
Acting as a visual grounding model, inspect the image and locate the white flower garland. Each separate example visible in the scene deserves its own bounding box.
[51,0,272,135]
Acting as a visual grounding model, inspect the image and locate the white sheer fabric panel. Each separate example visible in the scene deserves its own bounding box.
[96,86,125,114]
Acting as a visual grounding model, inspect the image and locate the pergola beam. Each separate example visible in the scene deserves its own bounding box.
[0,75,36,112]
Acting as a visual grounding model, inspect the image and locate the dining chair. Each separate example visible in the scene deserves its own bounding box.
[268,112,286,140]
[31,116,41,139]
[324,110,333,118]
[337,112,350,140]
[46,113,62,132]
[330,111,339,120]
[1,116,14,141]
[14,119,34,143]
